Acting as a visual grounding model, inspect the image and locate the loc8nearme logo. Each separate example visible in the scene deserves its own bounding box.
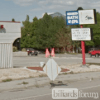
[52,88,99,99]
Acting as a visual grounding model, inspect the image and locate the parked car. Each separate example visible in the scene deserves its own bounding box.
[88,48,100,57]
[26,48,38,56]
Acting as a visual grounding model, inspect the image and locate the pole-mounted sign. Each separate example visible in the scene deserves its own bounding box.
[66,9,96,66]
[71,28,92,41]
[66,9,96,25]
[43,59,61,81]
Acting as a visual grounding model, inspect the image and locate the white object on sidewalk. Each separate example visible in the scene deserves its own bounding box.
[40,62,45,67]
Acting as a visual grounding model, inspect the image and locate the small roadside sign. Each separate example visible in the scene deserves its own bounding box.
[71,28,91,41]
[43,59,61,81]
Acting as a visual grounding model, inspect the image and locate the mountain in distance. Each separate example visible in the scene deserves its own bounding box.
[49,12,66,20]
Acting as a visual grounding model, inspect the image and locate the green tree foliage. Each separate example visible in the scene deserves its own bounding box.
[21,15,32,48]
[21,13,66,49]
[84,12,100,46]
[25,15,29,21]
[30,17,39,48]
[12,18,15,22]
[77,7,83,10]
[55,27,72,52]
[34,13,66,49]
[73,7,100,47]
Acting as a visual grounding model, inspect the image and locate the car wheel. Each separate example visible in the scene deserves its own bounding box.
[29,53,32,56]
[95,54,99,57]
[35,53,38,56]
[89,54,92,57]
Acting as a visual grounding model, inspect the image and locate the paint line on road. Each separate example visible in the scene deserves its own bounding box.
[12,84,100,100]
[54,57,93,59]
[13,85,100,100]
[13,93,52,100]
[80,84,100,90]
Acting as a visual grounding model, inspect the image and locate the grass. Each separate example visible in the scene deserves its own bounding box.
[69,71,74,74]
[22,81,28,84]
[91,78,94,80]
[87,63,100,66]
[39,74,47,77]
[2,78,12,82]
[34,84,39,88]
[62,72,68,75]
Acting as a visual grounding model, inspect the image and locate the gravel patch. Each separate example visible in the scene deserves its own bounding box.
[60,64,100,73]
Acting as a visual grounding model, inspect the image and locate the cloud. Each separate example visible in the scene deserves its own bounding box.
[37,0,76,11]
[6,0,100,13]
[42,12,54,16]
[38,0,50,5]
[76,0,100,12]
[37,12,54,19]
[30,8,43,11]
[38,0,75,6]
[6,0,76,8]
[7,0,36,6]
[47,5,66,10]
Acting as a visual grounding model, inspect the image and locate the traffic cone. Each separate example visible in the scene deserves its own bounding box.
[45,48,50,58]
[51,48,55,57]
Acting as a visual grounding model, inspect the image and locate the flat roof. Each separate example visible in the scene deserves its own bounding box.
[0,21,21,23]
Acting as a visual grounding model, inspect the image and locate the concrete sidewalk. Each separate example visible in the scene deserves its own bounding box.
[0,71,100,92]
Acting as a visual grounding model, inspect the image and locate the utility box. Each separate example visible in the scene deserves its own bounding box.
[0,21,21,68]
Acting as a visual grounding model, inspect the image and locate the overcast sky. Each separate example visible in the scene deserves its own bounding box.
[0,0,100,23]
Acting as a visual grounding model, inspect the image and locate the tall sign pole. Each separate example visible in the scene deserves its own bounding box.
[66,9,96,66]
[80,25,86,65]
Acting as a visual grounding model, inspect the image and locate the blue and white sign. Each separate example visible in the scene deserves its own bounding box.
[66,9,96,25]
[66,11,79,25]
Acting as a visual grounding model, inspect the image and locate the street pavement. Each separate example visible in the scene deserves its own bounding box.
[0,72,100,100]
[0,75,100,100]
[13,53,100,67]
[0,53,99,100]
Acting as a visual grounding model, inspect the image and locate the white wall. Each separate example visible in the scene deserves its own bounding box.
[0,22,21,33]
[0,21,21,43]
[0,21,21,68]
[0,43,13,68]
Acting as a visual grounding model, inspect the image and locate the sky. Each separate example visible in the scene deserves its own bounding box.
[0,0,100,24]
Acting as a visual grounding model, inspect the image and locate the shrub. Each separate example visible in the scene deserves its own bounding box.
[2,78,12,82]
[13,46,18,52]
[21,48,26,52]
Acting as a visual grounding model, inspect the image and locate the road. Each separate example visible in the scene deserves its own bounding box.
[13,54,100,67]
[0,78,100,100]
[0,54,100,100]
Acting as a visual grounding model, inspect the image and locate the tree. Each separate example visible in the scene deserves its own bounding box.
[55,27,72,52]
[35,13,66,49]
[30,17,39,48]
[77,7,83,10]
[12,18,15,22]
[21,15,31,48]
[84,12,100,47]
[21,13,67,50]
[25,15,29,22]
